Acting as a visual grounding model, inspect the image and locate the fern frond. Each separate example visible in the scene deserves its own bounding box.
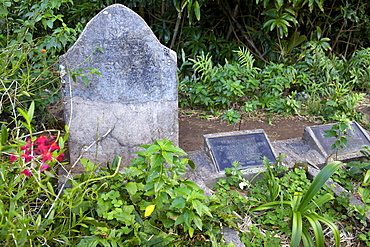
[235,47,255,69]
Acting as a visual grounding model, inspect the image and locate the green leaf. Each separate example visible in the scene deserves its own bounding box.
[183,210,195,228]
[25,32,32,42]
[110,155,121,170]
[188,226,195,238]
[136,144,160,156]
[95,47,104,53]
[175,187,192,196]
[81,76,89,86]
[115,206,135,225]
[125,182,137,195]
[276,0,283,9]
[194,1,200,21]
[315,214,340,247]
[1,124,8,145]
[298,161,342,213]
[171,197,186,209]
[305,214,324,247]
[154,179,164,193]
[187,159,195,169]
[305,193,333,211]
[46,20,54,29]
[316,26,323,40]
[80,158,97,173]
[47,181,56,196]
[174,214,185,226]
[149,153,164,168]
[362,170,370,186]
[159,140,187,156]
[252,201,291,212]
[82,218,109,228]
[13,189,26,202]
[301,227,315,247]
[291,211,302,247]
[202,204,213,217]
[17,101,35,125]
[192,199,204,216]
[193,215,203,230]
[162,151,174,165]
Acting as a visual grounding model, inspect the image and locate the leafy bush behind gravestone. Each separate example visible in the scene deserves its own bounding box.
[179,47,369,121]
[0,0,78,121]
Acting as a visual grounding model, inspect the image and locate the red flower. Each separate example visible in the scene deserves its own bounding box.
[21,153,34,163]
[11,135,64,175]
[56,153,65,162]
[41,151,53,162]
[40,164,49,172]
[21,139,33,154]
[20,169,31,177]
[41,49,47,53]
[49,142,60,151]
[9,154,17,163]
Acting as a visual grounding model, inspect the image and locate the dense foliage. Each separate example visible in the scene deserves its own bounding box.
[1,0,370,122]
[1,1,370,246]
[1,107,369,245]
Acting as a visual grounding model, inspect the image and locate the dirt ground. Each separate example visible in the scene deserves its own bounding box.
[178,110,322,152]
[178,104,370,153]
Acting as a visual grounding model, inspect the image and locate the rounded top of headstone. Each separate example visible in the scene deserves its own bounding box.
[60,4,177,103]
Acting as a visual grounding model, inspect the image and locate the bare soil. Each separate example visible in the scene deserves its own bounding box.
[178,110,323,153]
[179,103,370,153]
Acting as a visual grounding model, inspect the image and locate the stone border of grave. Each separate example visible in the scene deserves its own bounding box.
[184,123,370,226]
[203,129,277,172]
[303,121,370,168]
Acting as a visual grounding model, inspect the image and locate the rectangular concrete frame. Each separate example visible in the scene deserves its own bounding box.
[303,121,370,162]
[203,129,277,173]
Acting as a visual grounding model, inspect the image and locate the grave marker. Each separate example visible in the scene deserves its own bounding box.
[60,4,178,174]
[303,122,370,159]
[204,130,276,172]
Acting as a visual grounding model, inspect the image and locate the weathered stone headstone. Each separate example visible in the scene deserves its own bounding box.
[204,130,276,172]
[303,122,370,159]
[60,4,178,174]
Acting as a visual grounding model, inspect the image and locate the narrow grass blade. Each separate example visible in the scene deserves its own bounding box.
[298,161,342,212]
[315,214,340,247]
[301,227,315,247]
[305,214,324,247]
[251,201,291,212]
[290,211,302,247]
[305,193,334,211]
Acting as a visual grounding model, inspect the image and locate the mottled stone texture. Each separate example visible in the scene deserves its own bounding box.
[60,4,178,174]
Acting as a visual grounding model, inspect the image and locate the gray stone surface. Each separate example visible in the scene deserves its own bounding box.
[60,4,178,174]
[204,130,277,172]
[184,131,370,232]
[303,122,370,162]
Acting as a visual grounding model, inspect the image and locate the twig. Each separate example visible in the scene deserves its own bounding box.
[45,127,112,219]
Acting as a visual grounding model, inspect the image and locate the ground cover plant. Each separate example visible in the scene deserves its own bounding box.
[331,146,370,226]
[212,159,370,246]
[1,0,370,246]
[2,124,370,246]
[1,101,370,246]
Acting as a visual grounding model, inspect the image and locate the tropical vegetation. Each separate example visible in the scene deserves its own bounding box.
[1,0,370,246]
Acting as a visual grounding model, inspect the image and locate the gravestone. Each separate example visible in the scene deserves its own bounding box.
[204,130,276,172]
[303,122,370,160]
[60,4,178,174]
